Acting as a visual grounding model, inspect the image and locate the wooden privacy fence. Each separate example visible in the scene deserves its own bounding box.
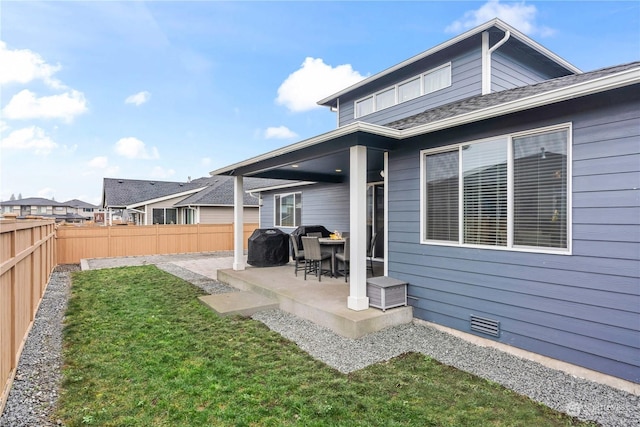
[56,223,259,264]
[1,219,56,414]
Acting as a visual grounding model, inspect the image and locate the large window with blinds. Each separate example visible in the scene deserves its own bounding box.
[421,125,570,252]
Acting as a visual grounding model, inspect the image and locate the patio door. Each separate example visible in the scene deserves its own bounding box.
[367,183,384,259]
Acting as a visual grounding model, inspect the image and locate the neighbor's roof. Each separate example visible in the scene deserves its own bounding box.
[0,197,69,207]
[102,178,205,208]
[174,176,296,207]
[63,199,99,209]
[318,18,581,107]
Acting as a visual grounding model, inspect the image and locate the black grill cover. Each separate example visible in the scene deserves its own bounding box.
[247,228,289,267]
[290,225,331,250]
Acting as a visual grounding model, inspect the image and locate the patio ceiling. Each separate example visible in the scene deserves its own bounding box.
[217,130,395,183]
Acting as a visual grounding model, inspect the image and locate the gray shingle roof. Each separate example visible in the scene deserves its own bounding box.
[386,61,640,131]
[102,178,205,207]
[103,176,296,208]
[63,199,99,209]
[175,176,295,206]
[0,197,69,207]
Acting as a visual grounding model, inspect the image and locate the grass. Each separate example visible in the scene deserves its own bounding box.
[55,265,593,426]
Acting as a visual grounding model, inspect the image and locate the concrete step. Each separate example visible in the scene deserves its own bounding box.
[198,291,279,317]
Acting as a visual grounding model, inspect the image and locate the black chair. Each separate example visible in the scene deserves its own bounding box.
[366,232,378,274]
[335,237,349,282]
[290,234,305,277]
[301,236,331,281]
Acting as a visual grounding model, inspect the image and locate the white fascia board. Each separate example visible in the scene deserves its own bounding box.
[400,68,639,139]
[126,187,207,209]
[317,18,580,107]
[209,122,401,176]
[246,181,317,193]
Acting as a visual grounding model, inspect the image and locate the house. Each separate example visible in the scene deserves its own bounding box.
[102,176,292,225]
[210,19,640,384]
[63,199,101,221]
[0,197,89,223]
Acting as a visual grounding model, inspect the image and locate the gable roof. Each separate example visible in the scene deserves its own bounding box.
[175,176,295,207]
[318,18,581,108]
[0,197,69,207]
[102,178,205,208]
[64,199,99,209]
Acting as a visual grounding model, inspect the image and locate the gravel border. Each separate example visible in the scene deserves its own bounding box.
[2,262,638,427]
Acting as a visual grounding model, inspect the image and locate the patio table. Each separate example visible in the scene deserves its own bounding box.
[318,238,346,277]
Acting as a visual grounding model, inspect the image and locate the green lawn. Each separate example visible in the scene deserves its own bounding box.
[56,266,592,426]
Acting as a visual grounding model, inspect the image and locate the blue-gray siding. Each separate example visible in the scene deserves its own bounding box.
[338,47,483,127]
[491,50,551,91]
[386,90,640,383]
[260,182,350,234]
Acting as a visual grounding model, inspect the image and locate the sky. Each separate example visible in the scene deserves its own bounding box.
[1,1,638,205]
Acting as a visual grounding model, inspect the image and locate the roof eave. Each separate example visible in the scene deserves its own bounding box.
[209,121,401,176]
[125,187,208,209]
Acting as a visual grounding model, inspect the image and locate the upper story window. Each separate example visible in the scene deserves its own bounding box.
[355,63,451,119]
[274,192,301,228]
[421,124,570,253]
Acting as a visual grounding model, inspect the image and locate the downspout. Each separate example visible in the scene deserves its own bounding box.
[482,30,511,95]
[248,191,262,228]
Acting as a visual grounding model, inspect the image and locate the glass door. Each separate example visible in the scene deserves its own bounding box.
[367,183,385,259]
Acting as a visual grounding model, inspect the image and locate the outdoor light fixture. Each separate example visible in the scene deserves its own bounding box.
[335,169,342,173]
[291,164,299,168]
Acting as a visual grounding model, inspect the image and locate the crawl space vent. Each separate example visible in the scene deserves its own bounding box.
[470,315,500,337]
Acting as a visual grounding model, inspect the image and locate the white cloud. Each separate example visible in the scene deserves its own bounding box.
[114,137,159,159]
[2,89,88,123]
[88,156,109,169]
[0,41,63,88]
[150,166,175,179]
[86,156,119,176]
[125,91,151,106]
[276,57,366,112]
[201,157,211,167]
[264,126,298,140]
[0,126,58,155]
[445,0,555,37]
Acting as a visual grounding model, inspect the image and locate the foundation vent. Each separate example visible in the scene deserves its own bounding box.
[470,315,500,337]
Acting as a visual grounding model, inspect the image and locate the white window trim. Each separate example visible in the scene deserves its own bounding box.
[274,192,301,228]
[354,62,452,119]
[152,207,178,225]
[419,123,572,255]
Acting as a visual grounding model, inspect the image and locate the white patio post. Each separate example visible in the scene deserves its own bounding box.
[233,175,245,271]
[348,145,369,311]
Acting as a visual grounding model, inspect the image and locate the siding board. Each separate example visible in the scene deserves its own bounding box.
[387,92,640,382]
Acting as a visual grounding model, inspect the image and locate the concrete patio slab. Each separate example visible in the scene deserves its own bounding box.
[198,291,279,317]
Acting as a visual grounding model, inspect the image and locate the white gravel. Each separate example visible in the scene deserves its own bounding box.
[2,260,638,427]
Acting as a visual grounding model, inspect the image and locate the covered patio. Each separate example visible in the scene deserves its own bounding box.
[210,122,404,313]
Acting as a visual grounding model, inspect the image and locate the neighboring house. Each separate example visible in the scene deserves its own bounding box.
[0,197,89,223]
[63,199,101,221]
[211,19,640,384]
[102,176,291,225]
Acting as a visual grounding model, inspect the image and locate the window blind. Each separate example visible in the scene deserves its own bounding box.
[425,150,459,242]
[462,139,507,246]
[513,130,568,248]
